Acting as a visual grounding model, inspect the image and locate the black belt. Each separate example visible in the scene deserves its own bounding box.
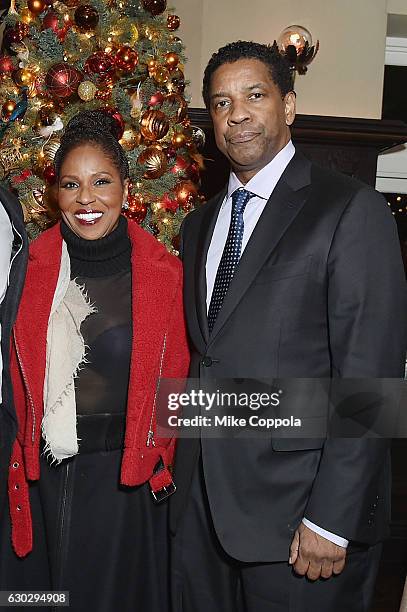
[76,412,126,454]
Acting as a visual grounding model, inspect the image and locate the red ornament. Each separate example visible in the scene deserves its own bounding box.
[161,192,178,213]
[0,55,15,74]
[3,24,30,52]
[186,162,200,184]
[85,52,115,80]
[42,9,59,33]
[43,164,57,185]
[148,91,164,107]
[175,180,197,211]
[170,155,189,175]
[74,4,99,31]
[167,14,180,31]
[115,46,138,71]
[125,194,147,224]
[102,108,125,139]
[142,0,166,16]
[45,62,82,98]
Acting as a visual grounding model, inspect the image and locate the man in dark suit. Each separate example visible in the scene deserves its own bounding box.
[169,41,407,611]
[0,188,28,521]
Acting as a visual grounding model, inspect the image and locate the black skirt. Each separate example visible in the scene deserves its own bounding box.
[0,414,170,612]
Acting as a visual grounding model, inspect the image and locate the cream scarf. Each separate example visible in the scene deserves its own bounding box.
[42,241,96,464]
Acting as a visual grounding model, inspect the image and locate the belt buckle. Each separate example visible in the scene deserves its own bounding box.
[151,481,177,503]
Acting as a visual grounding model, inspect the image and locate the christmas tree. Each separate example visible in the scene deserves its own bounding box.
[0,0,203,253]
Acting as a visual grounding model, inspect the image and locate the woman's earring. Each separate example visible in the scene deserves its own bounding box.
[122,201,129,210]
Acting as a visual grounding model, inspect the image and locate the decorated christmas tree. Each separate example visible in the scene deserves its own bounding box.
[0,0,203,252]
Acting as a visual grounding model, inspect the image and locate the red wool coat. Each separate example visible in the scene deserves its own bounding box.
[8,219,189,557]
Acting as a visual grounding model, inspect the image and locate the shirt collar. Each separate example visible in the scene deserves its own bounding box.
[224,140,296,206]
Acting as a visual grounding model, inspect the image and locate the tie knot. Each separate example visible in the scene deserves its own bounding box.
[231,188,255,216]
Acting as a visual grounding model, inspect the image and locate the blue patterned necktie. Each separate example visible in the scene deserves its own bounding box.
[207,188,255,333]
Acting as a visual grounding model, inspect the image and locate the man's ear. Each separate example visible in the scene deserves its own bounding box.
[284,91,296,126]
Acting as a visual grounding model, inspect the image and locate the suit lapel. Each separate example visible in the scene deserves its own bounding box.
[208,152,312,344]
[194,189,226,344]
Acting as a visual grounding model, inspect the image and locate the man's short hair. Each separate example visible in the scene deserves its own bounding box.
[202,40,293,109]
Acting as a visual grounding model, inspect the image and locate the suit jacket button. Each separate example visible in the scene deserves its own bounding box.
[202,356,213,367]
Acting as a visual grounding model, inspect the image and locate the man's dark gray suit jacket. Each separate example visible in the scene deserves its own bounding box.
[169,151,407,563]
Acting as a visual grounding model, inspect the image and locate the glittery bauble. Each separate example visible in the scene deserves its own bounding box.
[1,100,16,120]
[126,194,147,224]
[3,24,30,52]
[154,66,170,85]
[142,0,166,16]
[115,46,138,71]
[45,63,82,98]
[74,4,99,31]
[85,52,115,79]
[119,127,141,151]
[140,109,169,141]
[13,68,36,88]
[27,0,46,14]
[0,56,15,74]
[165,93,187,123]
[175,180,197,210]
[78,80,97,100]
[138,146,167,179]
[164,52,179,70]
[43,163,57,184]
[167,14,180,31]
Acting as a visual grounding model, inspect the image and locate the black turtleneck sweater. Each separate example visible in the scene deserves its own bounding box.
[60,216,132,416]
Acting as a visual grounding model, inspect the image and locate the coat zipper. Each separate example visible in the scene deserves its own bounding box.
[13,328,36,443]
[146,333,167,447]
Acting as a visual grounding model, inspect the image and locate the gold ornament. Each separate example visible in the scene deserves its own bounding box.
[20,7,34,23]
[171,131,187,148]
[164,52,179,70]
[42,137,60,163]
[27,0,46,15]
[147,59,158,76]
[1,100,17,120]
[78,80,97,101]
[165,93,187,123]
[129,24,139,44]
[119,127,141,151]
[0,141,23,174]
[138,146,168,179]
[20,190,47,223]
[13,68,36,88]
[154,66,170,85]
[140,109,169,141]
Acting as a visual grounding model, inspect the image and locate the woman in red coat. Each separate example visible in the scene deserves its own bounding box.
[0,110,189,612]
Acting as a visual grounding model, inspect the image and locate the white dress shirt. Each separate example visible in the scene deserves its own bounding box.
[0,201,14,404]
[205,140,348,548]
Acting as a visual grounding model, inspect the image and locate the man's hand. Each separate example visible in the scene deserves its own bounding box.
[289,522,346,580]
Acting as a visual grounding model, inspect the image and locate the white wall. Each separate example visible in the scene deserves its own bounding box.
[176,0,389,119]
